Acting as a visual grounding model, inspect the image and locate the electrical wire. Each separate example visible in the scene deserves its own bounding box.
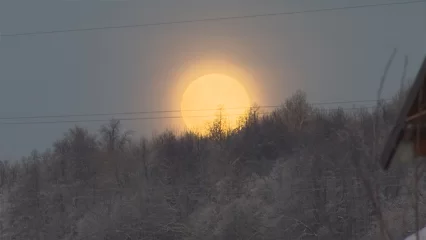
[1,1,423,38]
[0,105,379,125]
[0,99,390,121]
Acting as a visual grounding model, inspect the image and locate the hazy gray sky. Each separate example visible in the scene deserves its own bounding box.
[0,0,425,159]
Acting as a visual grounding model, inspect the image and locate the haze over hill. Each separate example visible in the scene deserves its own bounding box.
[0,0,425,158]
[1,89,425,240]
[1,1,426,239]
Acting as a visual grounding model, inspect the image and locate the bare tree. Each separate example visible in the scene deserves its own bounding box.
[99,119,132,153]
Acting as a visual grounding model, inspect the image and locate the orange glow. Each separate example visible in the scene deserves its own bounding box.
[181,74,251,133]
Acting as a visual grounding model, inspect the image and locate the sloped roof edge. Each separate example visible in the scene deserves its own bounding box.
[380,56,426,170]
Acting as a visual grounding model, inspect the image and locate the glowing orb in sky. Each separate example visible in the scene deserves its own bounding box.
[180,74,251,133]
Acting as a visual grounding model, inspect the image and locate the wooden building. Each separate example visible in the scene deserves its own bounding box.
[380,56,426,170]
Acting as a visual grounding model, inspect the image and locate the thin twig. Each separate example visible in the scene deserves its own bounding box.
[375,49,397,240]
[400,55,408,91]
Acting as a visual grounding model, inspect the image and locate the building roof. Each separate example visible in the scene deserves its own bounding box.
[380,56,426,170]
[404,226,426,240]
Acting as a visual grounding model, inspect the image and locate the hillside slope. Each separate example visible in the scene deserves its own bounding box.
[0,90,423,240]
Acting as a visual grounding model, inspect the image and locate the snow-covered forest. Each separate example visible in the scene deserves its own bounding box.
[0,89,424,240]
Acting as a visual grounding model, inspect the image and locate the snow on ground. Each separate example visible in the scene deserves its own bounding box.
[405,227,426,240]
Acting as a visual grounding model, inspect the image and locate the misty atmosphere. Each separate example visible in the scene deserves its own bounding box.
[1,85,425,240]
[1,1,426,240]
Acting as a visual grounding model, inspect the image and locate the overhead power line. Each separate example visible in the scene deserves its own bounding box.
[0,106,380,126]
[0,115,237,125]
[1,1,423,38]
[0,99,389,121]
